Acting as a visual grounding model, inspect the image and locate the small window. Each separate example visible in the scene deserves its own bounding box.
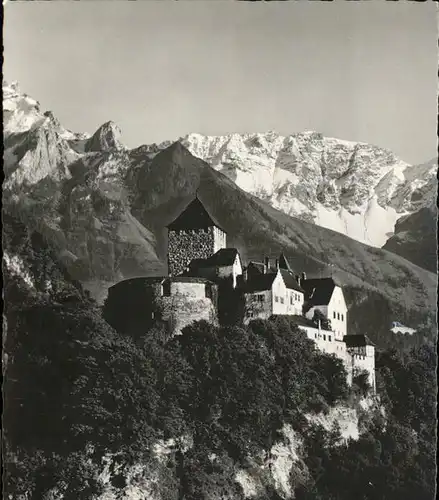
[337,313,340,320]
[341,314,344,321]
[280,297,284,304]
[162,281,171,297]
[328,335,332,342]
[275,296,279,303]
[333,311,336,319]
[315,333,317,339]
[323,334,326,341]
[290,296,293,305]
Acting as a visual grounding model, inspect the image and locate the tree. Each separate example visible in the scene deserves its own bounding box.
[312,309,332,331]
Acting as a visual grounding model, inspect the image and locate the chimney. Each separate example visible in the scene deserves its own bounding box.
[301,272,306,281]
[264,257,270,274]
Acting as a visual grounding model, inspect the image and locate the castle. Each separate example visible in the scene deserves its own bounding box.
[105,195,376,391]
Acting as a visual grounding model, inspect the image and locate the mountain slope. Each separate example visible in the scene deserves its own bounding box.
[3,83,436,345]
[176,132,436,249]
[383,203,437,274]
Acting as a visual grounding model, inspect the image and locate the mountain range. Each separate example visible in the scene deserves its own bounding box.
[3,81,437,345]
[179,132,437,249]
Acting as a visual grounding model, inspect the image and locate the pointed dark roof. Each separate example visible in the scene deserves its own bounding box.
[246,261,265,274]
[279,253,293,273]
[167,196,224,231]
[189,248,241,269]
[301,277,337,307]
[279,269,304,292]
[343,334,376,347]
[242,272,278,293]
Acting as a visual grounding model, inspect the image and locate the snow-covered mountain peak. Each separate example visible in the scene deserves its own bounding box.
[180,132,434,247]
[3,81,44,136]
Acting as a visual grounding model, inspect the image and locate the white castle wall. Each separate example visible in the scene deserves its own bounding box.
[348,345,376,391]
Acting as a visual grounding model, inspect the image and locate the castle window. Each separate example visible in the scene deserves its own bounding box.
[323,334,326,341]
[328,335,332,342]
[341,314,344,321]
[280,297,284,304]
[162,281,171,297]
[337,312,340,320]
[333,311,336,319]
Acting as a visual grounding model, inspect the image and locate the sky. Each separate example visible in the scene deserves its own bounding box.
[4,0,438,164]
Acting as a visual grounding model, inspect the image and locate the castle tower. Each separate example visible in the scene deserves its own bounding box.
[167,195,227,276]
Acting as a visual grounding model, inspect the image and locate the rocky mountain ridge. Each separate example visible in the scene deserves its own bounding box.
[177,132,437,248]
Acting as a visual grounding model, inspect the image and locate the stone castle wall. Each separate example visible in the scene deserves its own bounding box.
[104,277,218,337]
[348,346,376,391]
[168,227,219,276]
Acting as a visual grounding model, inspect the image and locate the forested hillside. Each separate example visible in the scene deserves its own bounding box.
[3,220,436,499]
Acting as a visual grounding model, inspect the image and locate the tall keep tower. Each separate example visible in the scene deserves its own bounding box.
[167,196,227,276]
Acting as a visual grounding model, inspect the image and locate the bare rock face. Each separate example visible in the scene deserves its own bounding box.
[85,121,124,153]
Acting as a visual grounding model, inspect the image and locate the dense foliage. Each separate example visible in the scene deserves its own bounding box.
[296,343,437,500]
[4,269,350,500]
[3,220,436,499]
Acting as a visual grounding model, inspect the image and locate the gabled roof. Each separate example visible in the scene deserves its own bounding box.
[301,277,337,306]
[167,196,224,231]
[279,253,293,273]
[343,334,376,348]
[279,269,304,292]
[242,272,278,293]
[246,261,265,274]
[189,248,241,269]
[245,261,303,293]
